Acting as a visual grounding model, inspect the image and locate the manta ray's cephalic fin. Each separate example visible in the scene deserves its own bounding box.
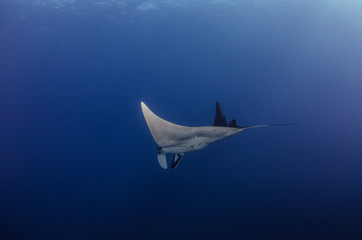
[171,153,184,169]
[157,148,167,169]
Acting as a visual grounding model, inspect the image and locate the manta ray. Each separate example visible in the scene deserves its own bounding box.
[141,101,293,169]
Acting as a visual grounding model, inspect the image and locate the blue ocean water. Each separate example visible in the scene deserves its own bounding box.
[1,0,362,239]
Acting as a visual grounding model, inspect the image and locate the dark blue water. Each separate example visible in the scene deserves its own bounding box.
[1,1,362,239]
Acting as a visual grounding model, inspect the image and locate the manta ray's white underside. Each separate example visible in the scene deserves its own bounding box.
[141,102,243,153]
[141,102,244,169]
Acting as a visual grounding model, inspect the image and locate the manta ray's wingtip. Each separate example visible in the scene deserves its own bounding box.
[141,101,148,112]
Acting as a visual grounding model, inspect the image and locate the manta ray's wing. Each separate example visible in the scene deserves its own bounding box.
[141,102,191,148]
[213,102,227,127]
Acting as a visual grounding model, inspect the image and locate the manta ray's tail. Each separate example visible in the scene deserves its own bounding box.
[241,123,298,129]
[213,102,297,129]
